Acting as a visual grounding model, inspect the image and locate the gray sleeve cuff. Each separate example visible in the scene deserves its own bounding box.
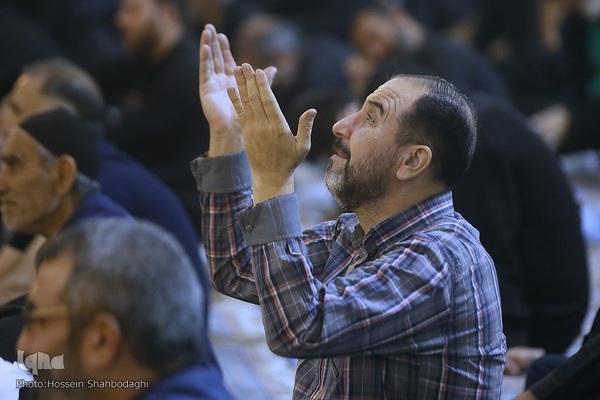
[237,194,303,245]
[190,151,252,193]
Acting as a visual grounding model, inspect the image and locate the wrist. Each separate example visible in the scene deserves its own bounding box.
[252,174,294,204]
[208,125,244,157]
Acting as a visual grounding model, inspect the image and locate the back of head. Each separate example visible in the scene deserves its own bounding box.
[36,217,205,372]
[233,13,303,87]
[23,58,107,130]
[395,74,478,187]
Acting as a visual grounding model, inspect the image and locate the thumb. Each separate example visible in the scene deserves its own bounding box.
[297,109,317,154]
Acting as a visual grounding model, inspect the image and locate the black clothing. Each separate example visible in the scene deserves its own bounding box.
[107,37,209,234]
[453,92,589,352]
[368,54,588,353]
[529,310,600,399]
[365,31,510,101]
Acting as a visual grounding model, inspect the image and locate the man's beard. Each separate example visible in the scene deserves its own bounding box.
[126,23,161,62]
[324,139,397,211]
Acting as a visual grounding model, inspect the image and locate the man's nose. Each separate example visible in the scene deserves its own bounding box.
[332,115,353,140]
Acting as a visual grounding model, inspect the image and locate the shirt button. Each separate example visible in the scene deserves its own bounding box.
[245,224,254,232]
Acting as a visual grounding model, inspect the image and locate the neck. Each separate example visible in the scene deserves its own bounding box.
[354,181,447,232]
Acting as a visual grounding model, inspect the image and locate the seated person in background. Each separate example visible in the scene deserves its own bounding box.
[0,108,129,362]
[107,0,209,234]
[16,217,234,399]
[345,2,510,100]
[194,24,505,398]
[231,12,355,118]
[516,307,600,400]
[0,59,213,339]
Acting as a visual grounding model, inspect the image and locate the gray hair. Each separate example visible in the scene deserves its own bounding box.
[23,58,106,129]
[35,218,205,372]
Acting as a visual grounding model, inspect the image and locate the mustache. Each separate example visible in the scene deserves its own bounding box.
[332,138,350,159]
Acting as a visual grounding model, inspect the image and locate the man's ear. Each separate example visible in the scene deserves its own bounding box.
[52,155,77,195]
[78,312,123,373]
[396,144,432,181]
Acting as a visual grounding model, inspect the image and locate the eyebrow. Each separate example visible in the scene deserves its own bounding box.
[365,99,384,117]
[0,153,21,165]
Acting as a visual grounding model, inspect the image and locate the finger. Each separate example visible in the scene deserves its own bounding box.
[297,109,317,155]
[199,30,213,85]
[255,68,284,123]
[217,33,236,75]
[227,86,244,118]
[241,64,266,119]
[206,24,224,74]
[233,65,252,118]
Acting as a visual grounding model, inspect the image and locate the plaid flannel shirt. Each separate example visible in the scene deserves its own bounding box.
[192,151,506,399]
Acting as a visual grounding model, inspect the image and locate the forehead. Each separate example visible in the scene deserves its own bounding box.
[120,0,157,11]
[29,255,73,307]
[2,127,43,159]
[8,74,62,117]
[365,77,424,116]
[354,10,387,32]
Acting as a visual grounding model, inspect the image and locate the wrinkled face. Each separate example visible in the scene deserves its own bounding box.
[115,0,163,58]
[17,256,89,399]
[0,127,61,233]
[325,78,422,210]
[349,11,397,63]
[0,73,63,137]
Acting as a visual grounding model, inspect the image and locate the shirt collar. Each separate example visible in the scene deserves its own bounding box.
[355,190,455,257]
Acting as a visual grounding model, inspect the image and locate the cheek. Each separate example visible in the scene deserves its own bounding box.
[17,324,69,358]
[18,174,53,200]
[349,136,375,159]
[12,177,58,217]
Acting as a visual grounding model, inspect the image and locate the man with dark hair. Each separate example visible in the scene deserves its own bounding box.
[16,217,233,399]
[193,24,505,398]
[363,56,590,371]
[107,0,209,234]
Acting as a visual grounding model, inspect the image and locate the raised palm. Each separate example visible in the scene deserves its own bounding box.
[199,25,240,135]
[199,24,276,137]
